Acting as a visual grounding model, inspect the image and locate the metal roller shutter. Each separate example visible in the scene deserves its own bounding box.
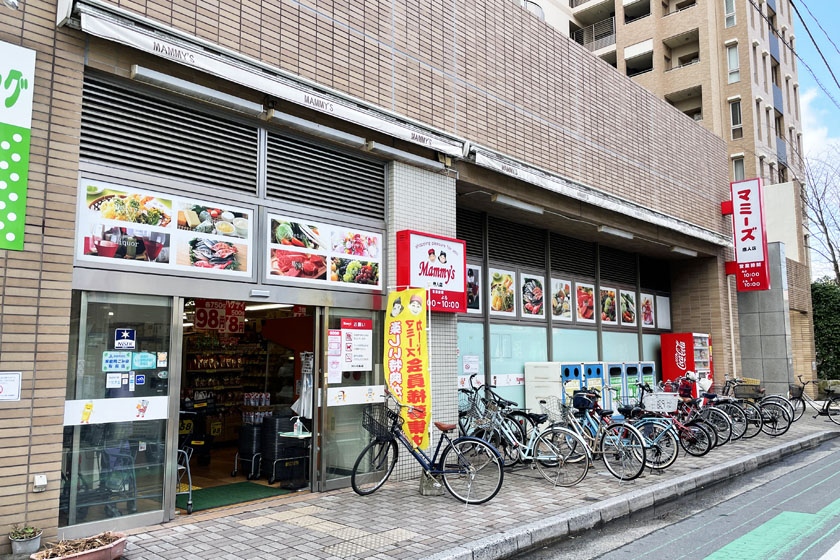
[80,75,259,195]
[599,246,637,285]
[265,132,385,222]
[457,208,484,259]
[488,217,545,269]
[550,233,596,278]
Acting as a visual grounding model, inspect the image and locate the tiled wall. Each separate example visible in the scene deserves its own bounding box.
[386,161,457,481]
[0,2,85,552]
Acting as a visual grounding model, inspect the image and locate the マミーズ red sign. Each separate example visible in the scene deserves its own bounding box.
[396,231,467,313]
[721,178,770,291]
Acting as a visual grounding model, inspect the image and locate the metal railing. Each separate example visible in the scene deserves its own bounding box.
[570,0,610,8]
[572,17,616,51]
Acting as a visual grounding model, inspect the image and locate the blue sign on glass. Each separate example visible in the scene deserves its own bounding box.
[135,374,146,385]
[115,328,136,350]
[132,352,157,370]
[102,351,132,372]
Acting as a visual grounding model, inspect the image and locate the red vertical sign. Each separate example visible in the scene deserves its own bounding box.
[722,178,771,291]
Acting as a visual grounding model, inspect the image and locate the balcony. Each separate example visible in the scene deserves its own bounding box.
[769,32,780,62]
[773,84,785,113]
[570,0,615,26]
[663,0,696,15]
[665,86,703,121]
[572,17,616,52]
[777,137,787,166]
[624,0,651,23]
[663,29,700,72]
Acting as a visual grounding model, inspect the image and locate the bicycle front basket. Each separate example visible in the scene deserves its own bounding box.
[539,395,572,425]
[362,404,402,441]
[789,384,803,398]
[733,384,764,399]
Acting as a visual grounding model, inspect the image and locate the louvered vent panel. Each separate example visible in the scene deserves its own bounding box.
[550,233,596,278]
[488,217,545,269]
[599,246,637,285]
[265,132,385,221]
[640,257,672,292]
[457,208,484,258]
[80,75,259,195]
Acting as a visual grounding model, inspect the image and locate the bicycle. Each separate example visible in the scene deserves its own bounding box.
[664,376,734,446]
[719,379,764,438]
[725,378,792,436]
[542,389,647,481]
[471,395,590,486]
[788,375,840,424]
[351,390,504,504]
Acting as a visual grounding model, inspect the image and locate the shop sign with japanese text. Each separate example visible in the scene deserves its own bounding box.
[384,288,431,449]
[723,178,770,291]
[341,318,373,371]
[0,41,36,251]
[396,231,466,313]
[194,299,245,333]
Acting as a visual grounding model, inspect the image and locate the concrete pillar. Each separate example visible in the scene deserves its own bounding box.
[386,161,457,481]
[737,242,794,396]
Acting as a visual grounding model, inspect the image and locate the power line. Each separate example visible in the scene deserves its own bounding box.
[794,0,840,59]
[746,0,840,114]
[788,0,840,94]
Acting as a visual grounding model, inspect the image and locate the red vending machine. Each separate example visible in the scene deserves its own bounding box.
[660,333,713,397]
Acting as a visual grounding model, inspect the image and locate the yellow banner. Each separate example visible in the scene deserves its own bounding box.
[384,288,431,449]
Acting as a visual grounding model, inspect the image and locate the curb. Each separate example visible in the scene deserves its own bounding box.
[426,430,840,560]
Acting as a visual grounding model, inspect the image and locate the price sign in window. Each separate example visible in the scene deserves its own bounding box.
[193,299,245,333]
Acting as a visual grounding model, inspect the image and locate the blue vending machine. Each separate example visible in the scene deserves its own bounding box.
[559,363,583,404]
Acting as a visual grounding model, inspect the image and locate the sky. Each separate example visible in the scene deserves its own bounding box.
[790,1,840,279]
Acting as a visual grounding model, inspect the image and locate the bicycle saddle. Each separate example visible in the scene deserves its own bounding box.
[827,388,835,395]
[617,406,635,416]
[596,409,613,418]
[701,392,718,399]
[434,422,456,432]
[497,398,517,408]
[526,412,548,424]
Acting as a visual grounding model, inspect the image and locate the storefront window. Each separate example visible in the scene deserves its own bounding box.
[489,324,546,406]
[552,328,598,362]
[602,331,640,362]
[642,334,663,375]
[457,322,484,387]
[61,291,172,527]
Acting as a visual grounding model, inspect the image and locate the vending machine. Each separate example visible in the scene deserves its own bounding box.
[660,333,713,397]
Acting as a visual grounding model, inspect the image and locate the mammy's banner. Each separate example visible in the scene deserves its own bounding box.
[384,288,431,449]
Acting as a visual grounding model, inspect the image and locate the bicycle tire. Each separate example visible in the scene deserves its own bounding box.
[740,401,764,438]
[634,420,679,470]
[599,422,646,481]
[693,419,718,448]
[505,410,537,443]
[703,407,733,446]
[761,396,795,422]
[789,397,805,422]
[717,402,747,440]
[351,439,398,496]
[827,397,840,426]
[498,415,526,466]
[678,422,712,456]
[760,402,792,436]
[533,426,589,486]
[440,437,504,504]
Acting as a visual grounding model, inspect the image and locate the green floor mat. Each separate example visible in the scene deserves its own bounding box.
[176,482,290,512]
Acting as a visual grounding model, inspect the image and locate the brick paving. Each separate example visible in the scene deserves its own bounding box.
[124,418,839,560]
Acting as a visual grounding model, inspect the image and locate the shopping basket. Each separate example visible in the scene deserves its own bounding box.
[539,395,572,426]
[733,383,765,399]
[362,404,403,441]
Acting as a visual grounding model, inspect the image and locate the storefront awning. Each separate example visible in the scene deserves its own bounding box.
[471,147,733,248]
[75,2,466,158]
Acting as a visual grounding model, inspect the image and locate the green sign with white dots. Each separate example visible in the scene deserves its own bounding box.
[0,41,36,251]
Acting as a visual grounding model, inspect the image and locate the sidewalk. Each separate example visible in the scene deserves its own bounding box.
[124,418,839,560]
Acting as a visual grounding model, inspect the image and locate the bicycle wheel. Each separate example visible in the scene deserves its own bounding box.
[533,426,589,487]
[740,401,763,438]
[760,402,792,436]
[693,419,718,448]
[635,420,679,470]
[678,423,712,457]
[761,396,795,422]
[789,397,805,422]
[440,437,504,504]
[351,439,398,496]
[826,397,840,426]
[498,416,526,466]
[506,410,537,444]
[599,423,646,481]
[703,408,733,445]
[718,403,747,440]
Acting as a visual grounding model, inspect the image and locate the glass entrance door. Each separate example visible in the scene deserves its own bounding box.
[319,308,382,491]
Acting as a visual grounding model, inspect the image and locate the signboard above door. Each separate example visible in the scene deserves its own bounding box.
[396,230,467,313]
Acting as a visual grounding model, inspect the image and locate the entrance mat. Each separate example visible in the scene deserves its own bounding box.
[176,482,290,512]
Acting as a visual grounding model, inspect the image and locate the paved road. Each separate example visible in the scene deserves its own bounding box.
[519,439,840,560]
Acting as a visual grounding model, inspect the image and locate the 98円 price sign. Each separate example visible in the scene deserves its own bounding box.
[194,299,246,333]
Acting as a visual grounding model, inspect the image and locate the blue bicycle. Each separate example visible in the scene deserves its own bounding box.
[351,391,504,504]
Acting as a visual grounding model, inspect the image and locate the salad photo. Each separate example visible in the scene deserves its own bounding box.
[332,258,379,286]
[641,294,655,327]
[489,269,515,314]
[619,291,637,326]
[89,190,172,227]
[576,283,595,322]
[600,288,617,324]
[332,230,380,258]
[272,218,325,250]
[521,275,544,317]
[551,279,572,320]
[270,249,327,280]
[178,203,249,239]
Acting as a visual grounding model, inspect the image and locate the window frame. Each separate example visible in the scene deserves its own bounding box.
[733,157,745,181]
[727,45,740,84]
[730,100,743,139]
[725,0,736,27]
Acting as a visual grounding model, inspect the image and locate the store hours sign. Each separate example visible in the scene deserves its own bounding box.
[396,231,466,313]
[721,178,770,291]
[0,41,36,251]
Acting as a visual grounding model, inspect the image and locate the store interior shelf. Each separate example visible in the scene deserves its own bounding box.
[187,385,243,390]
[187,368,245,373]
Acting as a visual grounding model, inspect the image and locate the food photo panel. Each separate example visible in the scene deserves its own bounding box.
[576,282,596,323]
[641,293,656,328]
[600,286,618,325]
[488,268,516,317]
[551,278,572,321]
[466,264,482,314]
[520,274,545,319]
[619,290,637,327]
